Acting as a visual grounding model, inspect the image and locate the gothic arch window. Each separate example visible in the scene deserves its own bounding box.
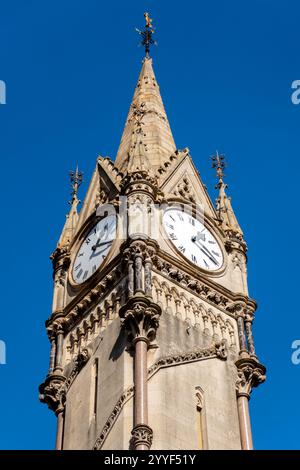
[195,386,208,450]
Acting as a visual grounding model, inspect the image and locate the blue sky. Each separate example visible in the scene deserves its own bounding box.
[0,0,299,449]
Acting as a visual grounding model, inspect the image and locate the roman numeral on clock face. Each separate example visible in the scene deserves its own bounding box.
[76,268,83,279]
[163,208,223,272]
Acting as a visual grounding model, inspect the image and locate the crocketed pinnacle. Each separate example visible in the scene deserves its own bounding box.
[212,152,243,238]
[115,57,176,173]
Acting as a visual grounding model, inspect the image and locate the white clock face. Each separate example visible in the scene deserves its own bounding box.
[163,208,223,271]
[72,214,117,284]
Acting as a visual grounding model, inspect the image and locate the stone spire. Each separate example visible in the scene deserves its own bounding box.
[211,152,243,239]
[114,57,176,173]
[57,168,82,248]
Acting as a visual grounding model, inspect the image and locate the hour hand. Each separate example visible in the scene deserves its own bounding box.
[91,239,111,252]
[191,237,218,266]
[90,240,112,259]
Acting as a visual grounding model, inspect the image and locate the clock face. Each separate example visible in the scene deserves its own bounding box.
[72,214,117,284]
[163,208,223,271]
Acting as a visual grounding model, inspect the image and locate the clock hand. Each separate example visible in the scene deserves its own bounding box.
[191,237,219,266]
[91,239,112,252]
[89,241,112,259]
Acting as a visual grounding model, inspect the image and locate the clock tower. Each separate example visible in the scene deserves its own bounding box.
[39,14,266,450]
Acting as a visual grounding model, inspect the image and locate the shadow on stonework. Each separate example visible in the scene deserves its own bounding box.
[109,326,128,361]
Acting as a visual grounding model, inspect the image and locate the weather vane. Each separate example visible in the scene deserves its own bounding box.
[69,166,83,204]
[136,12,157,58]
[211,151,227,188]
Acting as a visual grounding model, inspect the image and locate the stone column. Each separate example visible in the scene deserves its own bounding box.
[237,315,248,358]
[144,258,152,298]
[119,297,161,450]
[128,260,134,298]
[48,336,56,376]
[54,328,64,374]
[39,374,66,450]
[134,254,144,294]
[132,336,152,450]
[245,318,256,357]
[235,358,266,450]
[55,409,64,450]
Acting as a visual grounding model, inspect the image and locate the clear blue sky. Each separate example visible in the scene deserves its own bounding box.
[0,0,299,450]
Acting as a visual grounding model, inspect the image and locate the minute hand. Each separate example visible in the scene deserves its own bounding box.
[195,241,219,265]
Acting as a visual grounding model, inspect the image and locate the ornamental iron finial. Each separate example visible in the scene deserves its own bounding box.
[211,151,227,189]
[69,166,83,205]
[136,12,157,58]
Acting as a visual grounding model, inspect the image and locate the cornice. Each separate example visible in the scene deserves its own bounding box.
[152,251,256,319]
[47,256,124,335]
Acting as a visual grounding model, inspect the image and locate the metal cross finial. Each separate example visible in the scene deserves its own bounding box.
[69,166,83,204]
[211,151,227,188]
[136,12,156,58]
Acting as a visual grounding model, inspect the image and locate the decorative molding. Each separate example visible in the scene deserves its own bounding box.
[152,257,256,318]
[47,263,124,335]
[93,341,227,450]
[148,341,227,377]
[171,176,196,203]
[93,386,135,450]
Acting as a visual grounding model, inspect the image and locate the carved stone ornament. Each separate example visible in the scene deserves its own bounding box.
[39,349,90,415]
[152,256,256,317]
[119,297,162,343]
[130,424,153,449]
[50,245,71,272]
[39,374,66,416]
[235,357,266,399]
[122,239,157,263]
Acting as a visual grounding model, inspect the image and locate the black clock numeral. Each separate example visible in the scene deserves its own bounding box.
[169,233,177,240]
[76,268,83,279]
[166,223,174,230]
[85,238,91,245]
[92,265,97,274]
[178,245,186,253]
[208,240,216,244]
[189,217,195,226]
[191,254,197,264]
[74,263,82,271]
[177,213,184,221]
[82,270,89,281]
[78,252,84,257]
[212,250,220,257]
[169,214,175,222]
[203,259,209,268]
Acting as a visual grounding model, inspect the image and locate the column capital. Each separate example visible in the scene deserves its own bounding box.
[235,357,266,399]
[122,238,159,263]
[39,374,66,416]
[119,296,162,344]
[131,424,153,450]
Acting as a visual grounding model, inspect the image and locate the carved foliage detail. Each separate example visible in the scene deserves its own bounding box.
[130,424,153,450]
[39,349,90,415]
[120,299,162,343]
[235,358,266,398]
